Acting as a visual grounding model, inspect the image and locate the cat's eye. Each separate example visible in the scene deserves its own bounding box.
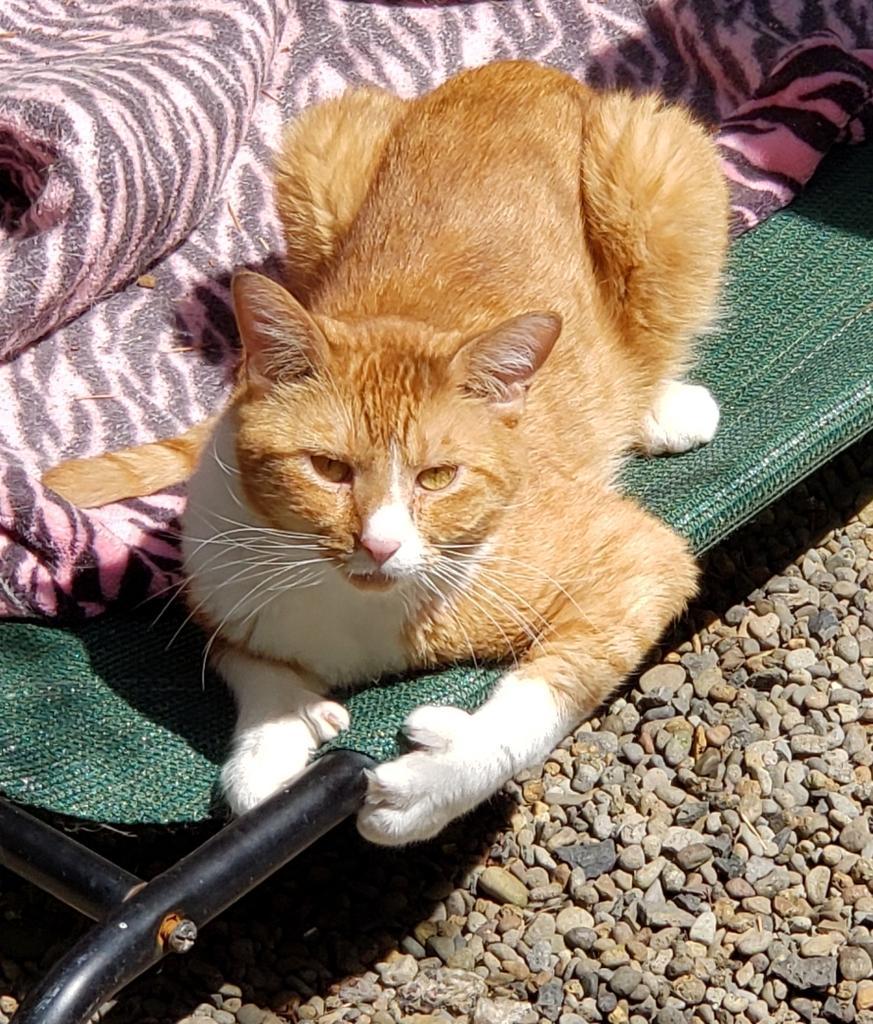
[417,465,458,491]
[310,454,353,484]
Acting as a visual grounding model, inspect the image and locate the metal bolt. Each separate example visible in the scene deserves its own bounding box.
[168,918,197,954]
[157,912,198,954]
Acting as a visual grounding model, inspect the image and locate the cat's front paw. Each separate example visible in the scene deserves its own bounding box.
[302,699,351,743]
[357,705,495,846]
[223,700,350,815]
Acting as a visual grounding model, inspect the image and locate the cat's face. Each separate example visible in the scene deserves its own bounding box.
[232,272,560,591]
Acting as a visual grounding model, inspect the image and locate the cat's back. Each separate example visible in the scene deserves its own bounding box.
[316,62,595,325]
[415,59,591,135]
[371,60,591,246]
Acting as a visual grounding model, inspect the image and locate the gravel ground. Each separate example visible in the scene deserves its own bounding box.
[2,433,872,1024]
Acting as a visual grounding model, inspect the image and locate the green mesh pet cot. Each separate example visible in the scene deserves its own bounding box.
[2,144,873,1024]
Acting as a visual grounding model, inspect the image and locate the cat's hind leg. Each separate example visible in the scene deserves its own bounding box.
[639,379,720,455]
[275,88,406,302]
[358,493,698,846]
[580,91,729,387]
[215,646,349,814]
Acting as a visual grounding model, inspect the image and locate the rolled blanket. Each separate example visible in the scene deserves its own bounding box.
[0,0,871,620]
[0,0,288,360]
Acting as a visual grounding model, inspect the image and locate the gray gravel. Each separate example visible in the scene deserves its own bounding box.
[1,435,872,1024]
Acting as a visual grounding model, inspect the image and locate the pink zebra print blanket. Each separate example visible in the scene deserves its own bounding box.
[0,1,871,620]
[0,0,285,362]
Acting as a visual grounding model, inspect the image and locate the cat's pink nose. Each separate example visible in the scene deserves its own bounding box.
[360,536,401,567]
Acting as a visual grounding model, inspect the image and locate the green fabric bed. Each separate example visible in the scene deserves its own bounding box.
[1,144,872,825]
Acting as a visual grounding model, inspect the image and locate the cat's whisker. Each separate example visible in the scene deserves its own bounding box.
[179,530,328,570]
[465,586,541,662]
[486,583,555,643]
[443,557,555,641]
[439,547,597,628]
[453,575,537,654]
[197,564,316,686]
[416,573,480,671]
[172,512,319,552]
[472,568,597,637]
[442,589,518,669]
[211,434,241,478]
[123,570,196,635]
[208,436,247,513]
[476,558,598,630]
[167,563,277,652]
[134,573,186,610]
[239,564,327,624]
[199,568,293,688]
[434,558,549,659]
[222,478,247,513]
[185,539,327,566]
[266,571,324,592]
[200,561,328,687]
[142,576,191,629]
[193,508,324,542]
[168,556,326,652]
[165,521,264,554]
[150,591,189,630]
[195,555,320,577]
[429,564,521,669]
[150,523,330,640]
[181,523,328,549]
[188,534,330,560]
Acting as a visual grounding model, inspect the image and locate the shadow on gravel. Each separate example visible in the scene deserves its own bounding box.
[685,436,873,639]
[1,797,515,1024]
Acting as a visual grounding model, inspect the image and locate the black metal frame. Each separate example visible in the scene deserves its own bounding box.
[0,750,374,1024]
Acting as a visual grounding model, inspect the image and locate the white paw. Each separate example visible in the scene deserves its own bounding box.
[223,701,349,815]
[401,704,473,751]
[357,705,493,847]
[302,699,351,742]
[641,380,720,455]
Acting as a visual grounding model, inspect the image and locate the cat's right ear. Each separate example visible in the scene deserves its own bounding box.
[451,311,562,415]
[231,271,329,394]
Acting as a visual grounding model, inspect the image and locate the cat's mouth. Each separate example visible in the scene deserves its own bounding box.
[344,569,397,592]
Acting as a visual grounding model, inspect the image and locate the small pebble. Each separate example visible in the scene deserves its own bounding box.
[839,945,872,981]
[478,867,529,907]
[735,931,773,956]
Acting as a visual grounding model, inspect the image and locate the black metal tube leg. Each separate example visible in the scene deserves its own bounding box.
[12,750,373,1024]
[0,798,142,920]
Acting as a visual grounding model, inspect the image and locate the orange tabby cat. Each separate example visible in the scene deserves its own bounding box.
[43,61,728,845]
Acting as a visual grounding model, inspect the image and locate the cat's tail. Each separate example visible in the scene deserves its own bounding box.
[41,417,217,508]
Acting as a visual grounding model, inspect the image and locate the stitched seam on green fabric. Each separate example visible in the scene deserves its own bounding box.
[693,420,873,556]
[711,288,871,424]
[676,382,873,539]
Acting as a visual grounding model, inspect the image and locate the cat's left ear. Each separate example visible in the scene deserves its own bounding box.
[232,270,329,395]
[451,311,562,414]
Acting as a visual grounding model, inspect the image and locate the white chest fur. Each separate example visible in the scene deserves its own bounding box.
[181,415,411,687]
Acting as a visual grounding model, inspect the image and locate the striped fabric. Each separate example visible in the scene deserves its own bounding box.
[721,31,873,232]
[0,0,287,361]
[0,0,870,620]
